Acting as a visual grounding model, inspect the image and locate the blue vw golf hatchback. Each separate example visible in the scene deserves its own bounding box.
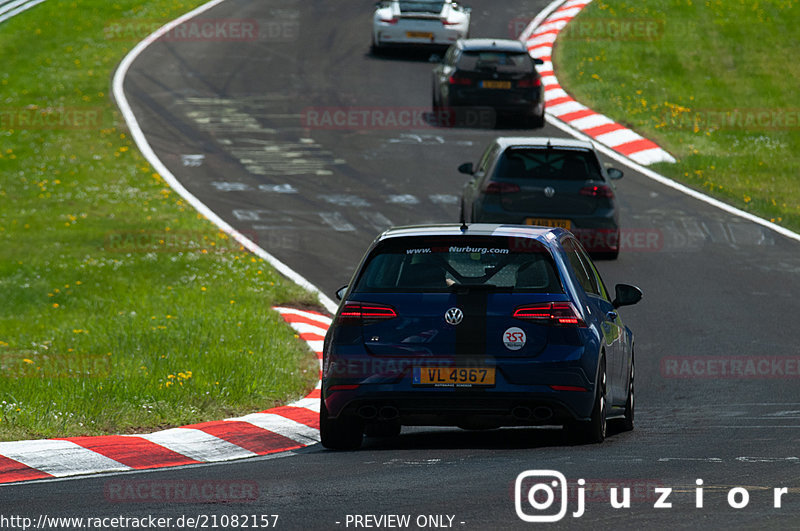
[321,224,641,449]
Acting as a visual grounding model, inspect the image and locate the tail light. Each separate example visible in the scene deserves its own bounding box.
[482,181,520,194]
[441,19,460,25]
[338,302,397,325]
[580,185,614,199]
[379,17,398,24]
[448,75,473,86]
[517,77,542,88]
[513,302,587,327]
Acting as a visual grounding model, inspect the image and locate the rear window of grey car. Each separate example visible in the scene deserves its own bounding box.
[353,236,563,293]
[494,147,603,181]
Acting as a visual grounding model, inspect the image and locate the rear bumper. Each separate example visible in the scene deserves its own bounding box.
[448,94,545,117]
[374,26,465,47]
[322,354,597,426]
[473,208,620,250]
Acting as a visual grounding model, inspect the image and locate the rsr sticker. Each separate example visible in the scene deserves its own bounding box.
[503,327,526,350]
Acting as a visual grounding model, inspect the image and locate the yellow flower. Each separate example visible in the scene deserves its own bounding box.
[52,303,59,308]
[23,358,34,364]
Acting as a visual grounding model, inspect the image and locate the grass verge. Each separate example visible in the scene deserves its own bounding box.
[553,0,800,231]
[0,1,320,441]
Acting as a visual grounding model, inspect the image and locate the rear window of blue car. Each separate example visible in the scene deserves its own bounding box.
[494,147,603,181]
[353,236,563,293]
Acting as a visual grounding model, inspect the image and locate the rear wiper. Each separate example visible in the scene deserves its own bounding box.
[449,283,513,294]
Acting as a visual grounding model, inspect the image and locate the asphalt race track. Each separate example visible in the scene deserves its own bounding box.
[3,0,800,528]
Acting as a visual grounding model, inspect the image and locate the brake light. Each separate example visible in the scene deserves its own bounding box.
[580,185,614,199]
[441,19,460,25]
[329,384,360,391]
[513,302,587,327]
[550,385,588,392]
[338,302,397,325]
[517,77,542,88]
[482,181,520,194]
[379,17,398,24]
[448,75,473,86]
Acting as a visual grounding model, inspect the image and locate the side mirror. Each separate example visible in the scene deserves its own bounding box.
[335,286,348,301]
[607,167,623,180]
[533,57,545,65]
[458,162,474,175]
[612,284,642,309]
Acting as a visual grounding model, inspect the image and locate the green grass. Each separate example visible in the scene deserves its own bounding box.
[0,1,320,440]
[553,0,800,230]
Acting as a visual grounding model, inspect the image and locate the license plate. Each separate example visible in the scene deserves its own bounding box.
[413,367,495,387]
[406,31,433,39]
[526,218,571,229]
[481,80,511,89]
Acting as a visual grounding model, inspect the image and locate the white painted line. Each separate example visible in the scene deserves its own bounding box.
[0,0,45,23]
[568,113,611,130]
[318,212,356,232]
[136,428,257,463]
[275,307,332,325]
[284,321,329,337]
[305,339,324,352]
[628,147,676,166]
[231,413,321,445]
[544,88,569,102]
[519,1,800,244]
[518,0,565,42]
[287,397,321,412]
[0,440,131,477]
[593,128,643,147]
[547,101,585,116]
[111,0,338,315]
[546,112,800,244]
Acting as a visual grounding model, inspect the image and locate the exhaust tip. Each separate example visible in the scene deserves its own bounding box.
[512,406,532,420]
[533,407,553,421]
[379,406,399,420]
[358,405,378,420]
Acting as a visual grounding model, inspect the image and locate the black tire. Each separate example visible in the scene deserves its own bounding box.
[566,357,607,444]
[320,399,363,450]
[616,356,634,432]
[528,112,545,129]
[370,36,382,56]
[364,422,401,438]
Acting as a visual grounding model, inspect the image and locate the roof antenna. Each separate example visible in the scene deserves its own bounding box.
[546,138,552,150]
[460,220,468,232]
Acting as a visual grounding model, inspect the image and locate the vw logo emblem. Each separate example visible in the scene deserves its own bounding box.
[544,186,556,198]
[444,307,464,326]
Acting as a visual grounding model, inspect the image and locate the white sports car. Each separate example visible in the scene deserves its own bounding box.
[372,1,471,53]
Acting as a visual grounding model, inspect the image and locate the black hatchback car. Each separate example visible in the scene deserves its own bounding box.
[459,137,624,259]
[432,39,545,128]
